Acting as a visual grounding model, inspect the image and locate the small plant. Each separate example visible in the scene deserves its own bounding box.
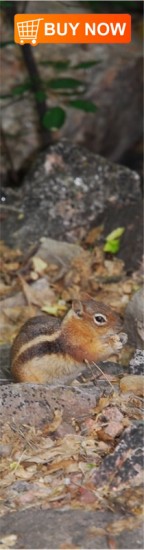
[103,227,125,255]
[0,51,99,130]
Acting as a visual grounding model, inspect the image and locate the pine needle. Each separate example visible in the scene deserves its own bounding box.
[85,359,115,391]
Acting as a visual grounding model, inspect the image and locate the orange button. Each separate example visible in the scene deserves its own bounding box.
[14,14,131,45]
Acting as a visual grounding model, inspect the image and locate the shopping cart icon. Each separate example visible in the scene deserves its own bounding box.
[17,18,44,45]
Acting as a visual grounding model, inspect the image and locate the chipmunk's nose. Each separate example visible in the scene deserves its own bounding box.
[119,332,128,345]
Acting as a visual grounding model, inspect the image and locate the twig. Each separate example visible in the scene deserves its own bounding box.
[85,359,115,391]
[6,1,52,149]
[20,1,28,13]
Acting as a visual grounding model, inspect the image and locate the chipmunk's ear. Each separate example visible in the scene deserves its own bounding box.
[72,300,84,318]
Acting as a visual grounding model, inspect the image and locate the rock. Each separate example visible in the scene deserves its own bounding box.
[35,238,83,266]
[93,422,143,489]
[71,57,143,166]
[124,289,144,348]
[0,383,99,429]
[0,508,143,549]
[27,0,84,13]
[1,141,142,271]
[129,349,144,375]
[95,199,143,272]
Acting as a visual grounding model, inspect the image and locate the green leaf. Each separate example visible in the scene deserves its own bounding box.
[103,239,121,255]
[39,60,70,70]
[106,227,125,242]
[42,107,66,131]
[74,60,101,69]
[0,41,14,48]
[69,99,97,113]
[0,1,12,6]
[103,227,125,255]
[47,78,84,90]
[11,82,32,96]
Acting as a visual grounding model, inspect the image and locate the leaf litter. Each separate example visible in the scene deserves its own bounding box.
[0,382,143,517]
[0,236,142,346]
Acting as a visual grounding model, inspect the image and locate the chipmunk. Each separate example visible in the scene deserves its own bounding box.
[11,299,127,384]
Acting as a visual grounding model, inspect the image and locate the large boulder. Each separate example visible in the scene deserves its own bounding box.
[1,140,142,272]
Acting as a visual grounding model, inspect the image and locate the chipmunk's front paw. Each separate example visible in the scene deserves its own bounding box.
[113,332,128,350]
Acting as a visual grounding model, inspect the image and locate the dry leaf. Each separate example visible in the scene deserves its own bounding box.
[107,515,143,535]
[42,302,67,316]
[120,375,144,397]
[96,429,113,442]
[60,542,78,549]
[94,396,112,415]
[1,262,20,273]
[0,281,13,297]
[32,256,48,275]
[88,525,105,537]
[0,535,17,549]
[85,225,104,245]
[42,409,63,435]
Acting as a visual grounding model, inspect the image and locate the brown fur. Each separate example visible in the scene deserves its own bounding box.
[11,300,126,384]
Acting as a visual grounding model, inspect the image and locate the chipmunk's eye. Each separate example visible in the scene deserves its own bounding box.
[94,314,107,325]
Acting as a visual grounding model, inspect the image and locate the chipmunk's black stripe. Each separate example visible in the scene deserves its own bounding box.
[15,340,63,366]
[16,316,61,344]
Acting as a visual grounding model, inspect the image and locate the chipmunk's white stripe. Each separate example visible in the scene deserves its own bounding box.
[12,353,82,384]
[13,330,61,362]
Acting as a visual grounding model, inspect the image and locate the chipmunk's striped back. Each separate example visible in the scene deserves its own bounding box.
[11,314,81,384]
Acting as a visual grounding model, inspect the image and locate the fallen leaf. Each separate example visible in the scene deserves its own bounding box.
[0,535,17,549]
[85,225,104,245]
[120,375,144,397]
[94,396,112,415]
[60,542,78,549]
[88,525,105,536]
[42,409,63,435]
[107,515,143,535]
[1,262,20,273]
[32,256,48,275]
[96,429,113,442]
[42,302,67,316]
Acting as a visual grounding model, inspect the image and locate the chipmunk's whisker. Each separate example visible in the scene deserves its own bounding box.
[86,359,115,391]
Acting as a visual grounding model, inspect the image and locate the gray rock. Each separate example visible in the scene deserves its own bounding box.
[1,141,142,272]
[27,1,84,13]
[0,508,143,549]
[0,383,99,429]
[124,288,144,349]
[129,349,144,375]
[93,422,143,488]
